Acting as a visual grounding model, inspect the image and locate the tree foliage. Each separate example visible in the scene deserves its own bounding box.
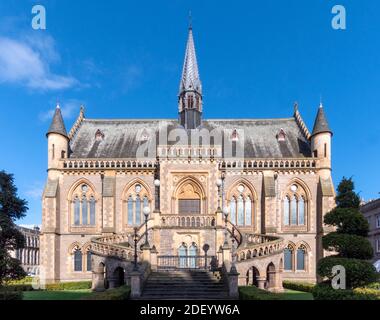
[0,171,28,286]
[316,177,378,291]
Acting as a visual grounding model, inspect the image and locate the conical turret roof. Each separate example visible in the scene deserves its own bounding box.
[47,105,68,138]
[312,103,332,136]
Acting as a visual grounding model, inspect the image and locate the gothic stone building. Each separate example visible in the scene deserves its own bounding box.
[40,26,335,291]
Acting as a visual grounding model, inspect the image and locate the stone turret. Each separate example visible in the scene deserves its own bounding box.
[46,104,69,176]
[311,103,333,179]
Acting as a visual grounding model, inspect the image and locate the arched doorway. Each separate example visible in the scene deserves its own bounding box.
[266,263,276,290]
[113,267,125,287]
[179,243,187,268]
[246,266,260,286]
[188,243,197,268]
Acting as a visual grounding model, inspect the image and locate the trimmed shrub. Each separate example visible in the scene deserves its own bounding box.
[81,286,130,300]
[3,284,34,292]
[322,232,373,260]
[317,256,378,289]
[324,208,369,237]
[283,281,315,293]
[0,290,23,300]
[366,282,380,290]
[8,276,33,285]
[45,281,92,291]
[239,286,281,300]
[312,283,380,300]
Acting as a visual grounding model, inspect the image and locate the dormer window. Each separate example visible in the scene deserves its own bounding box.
[140,129,149,142]
[276,128,286,142]
[231,129,239,141]
[95,129,104,141]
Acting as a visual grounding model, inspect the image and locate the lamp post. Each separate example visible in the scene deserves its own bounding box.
[223,206,229,247]
[133,227,138,271]
[216,178,222,212]
[154,179,160,212]
[143,206,151,247]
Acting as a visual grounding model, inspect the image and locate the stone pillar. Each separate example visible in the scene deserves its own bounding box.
[130,271,141,298]
[257,277,266,290]
[217,247,223,268]
[150,246,158,271]
[108,277,117,289]
[142,245,151,263]
[92,271,105,292]
[222,245,231,264]
[228,265,240,299]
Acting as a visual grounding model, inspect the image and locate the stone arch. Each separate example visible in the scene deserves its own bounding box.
[246,266,260,286]
[173,176,206,215]
[122,178,153,227]
[284,177,312,201]
[67,179,99,228]
[266,262,276,290]
[226,178,258,202]
[110,266,125,288]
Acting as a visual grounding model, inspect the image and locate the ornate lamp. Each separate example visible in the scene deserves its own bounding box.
[143,206,151,247]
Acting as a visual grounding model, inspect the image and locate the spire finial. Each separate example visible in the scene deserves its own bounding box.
[319,95,323,108]
[294,101,299,112]
[188,11,192,30]
[56,98,60,109]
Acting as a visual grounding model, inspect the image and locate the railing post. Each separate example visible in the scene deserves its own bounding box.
[228,264,240,299]
[130,271,141,298]
[150,245,158,271]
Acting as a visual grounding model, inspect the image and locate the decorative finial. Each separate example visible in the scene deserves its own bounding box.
[56,98,60,109]
[188,11,192,30]
[294,101,299,112]
[319,95,323,108]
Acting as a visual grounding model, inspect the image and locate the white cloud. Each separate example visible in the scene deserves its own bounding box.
[39,99,84,122]
[0,36,77,90]
[25,182,44,199]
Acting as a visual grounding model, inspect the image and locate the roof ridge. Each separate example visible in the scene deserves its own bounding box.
[68,106,85,140]
[293,104,311,140]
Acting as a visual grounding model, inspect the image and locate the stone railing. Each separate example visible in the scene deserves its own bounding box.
[157,145,222,158]
[91,233,140,261]
[220,158,317,170]
[160,214,216,228]
[61,159,156,170]
[235,233,284,262]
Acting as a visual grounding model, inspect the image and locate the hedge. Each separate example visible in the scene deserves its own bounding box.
[0,290,23,300]
[283,281,315,293]
[317,256,378,288]
[312,283,380,300]
[322,233,374,260]
[81,286,131,300]
[2,284,34,292]
[239,286,281,300]
[44,281,92,291]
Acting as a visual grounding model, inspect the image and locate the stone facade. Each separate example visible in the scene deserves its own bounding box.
[10,225,40,275]
[361,199,380,263]
[40,26,336,291]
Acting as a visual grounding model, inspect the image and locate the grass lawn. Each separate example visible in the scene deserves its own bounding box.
[279,289,314,300]
[23,289,92,300]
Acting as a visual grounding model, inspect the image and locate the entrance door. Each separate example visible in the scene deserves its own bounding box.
[188,243,197,268]
[178,243,187,268]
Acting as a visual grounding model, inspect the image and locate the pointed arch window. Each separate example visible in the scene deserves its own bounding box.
[124,183,151,226]
[228,184,254,226]
[74,196,80,226]
[297,246,306,271]
[71,183,96,227]
[284,245,294,271]
[283,184,308,227]
[74,248,82,272]
[86,251,92,272]
[230,198,237,224]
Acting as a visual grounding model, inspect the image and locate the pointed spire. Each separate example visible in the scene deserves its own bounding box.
[312,103,332,136]
[179,23,202,95]
[47,104,68,138]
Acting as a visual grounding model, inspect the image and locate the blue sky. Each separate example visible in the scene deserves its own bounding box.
[0,0,379,225]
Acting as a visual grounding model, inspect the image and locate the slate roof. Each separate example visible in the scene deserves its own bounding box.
[312,104,332,136]
[47,106,68,137]
[69,117,311,159]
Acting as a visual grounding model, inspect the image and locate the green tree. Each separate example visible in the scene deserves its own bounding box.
[0,171,28,286]
[317,177,378,289]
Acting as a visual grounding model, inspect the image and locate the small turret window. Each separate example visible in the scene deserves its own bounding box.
[276,129,286,142]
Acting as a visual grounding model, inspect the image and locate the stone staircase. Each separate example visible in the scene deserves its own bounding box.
[138,270,231,300]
